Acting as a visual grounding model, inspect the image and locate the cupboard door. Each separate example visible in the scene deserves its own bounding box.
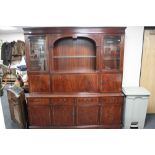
[28,106,51,127]
[28,98,51,127]
[101,73,122,92]
[52,74,98,92]
[76,98,100,126]
[51,98,74,126]
[26,36,48,72]
[29,75,50,92]
[100,96,123,126]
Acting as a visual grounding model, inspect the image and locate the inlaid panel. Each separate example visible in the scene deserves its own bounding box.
[52,74,99,92]
[29,74,50,92]
[28,105,51,126]
[101,73,122,92]
[100,96,123,125]
[76,97,100,126]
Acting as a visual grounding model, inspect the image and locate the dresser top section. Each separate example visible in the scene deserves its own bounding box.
[23,27,126,35]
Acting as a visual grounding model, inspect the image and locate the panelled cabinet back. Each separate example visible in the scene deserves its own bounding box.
[24,27,125,129]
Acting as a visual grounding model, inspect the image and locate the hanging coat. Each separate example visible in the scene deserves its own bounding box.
[1,42,12,66]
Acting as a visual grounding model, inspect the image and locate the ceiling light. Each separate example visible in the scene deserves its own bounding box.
[0,26,17,31]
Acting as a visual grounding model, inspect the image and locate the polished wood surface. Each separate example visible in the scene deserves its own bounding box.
[24,27,125,128]
[101,73,122,92]
[25,92,124,98]
[52,74,99,92]
[29,74,50,92]
[27,95,123,128]
[23,27,126,35]
[100,96,123,125]
[28,105,51,126]
[76,97,100,126]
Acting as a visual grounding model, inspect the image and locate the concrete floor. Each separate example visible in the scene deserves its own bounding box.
[1,86,155,129]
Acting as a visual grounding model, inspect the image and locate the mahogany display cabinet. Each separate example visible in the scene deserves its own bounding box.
[24,27,125,129]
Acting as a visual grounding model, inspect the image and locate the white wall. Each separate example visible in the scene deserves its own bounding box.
[122,26,144,87]
[0,33,24,60]
[0,33,24,42]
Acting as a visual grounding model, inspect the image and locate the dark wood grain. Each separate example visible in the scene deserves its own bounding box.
[29,74,50,92]
[24,27,125,129]
[28,105,51,126]
[25,92,124,98]
[51,98,75,126]
[76,97,100,126]
[23,27,126,35]
[101,73,122,92]
[100,96,123,126]
[52,74,99,92]
[26,95,124,128]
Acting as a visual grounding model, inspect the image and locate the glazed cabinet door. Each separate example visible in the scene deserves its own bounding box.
[102,35,124,71]
[76,98,100,126]
[51,98,75,126]
[25,36,49,72]
[100,96,123,128]
[27,98,51,127]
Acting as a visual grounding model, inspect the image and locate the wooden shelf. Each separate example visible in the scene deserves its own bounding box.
[52,69,97,73]
[104,58,120,60]
[53,56,96,58]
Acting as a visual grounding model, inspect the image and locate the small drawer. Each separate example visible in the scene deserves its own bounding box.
[99,96,123,104]
[28,98,50,106]
[77,97,98,104]
[51,98,74,104]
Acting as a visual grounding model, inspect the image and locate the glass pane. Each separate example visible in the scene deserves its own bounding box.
[103,36,121,70]
[29,37,47,71]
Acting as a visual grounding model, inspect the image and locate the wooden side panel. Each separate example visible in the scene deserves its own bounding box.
[101,73,122,92]
[29,74,50,92]
[140,30,155,113]
[76,98,100,126]
[51,98,74,126]
[100,96,123,126]
[52,74,99,92]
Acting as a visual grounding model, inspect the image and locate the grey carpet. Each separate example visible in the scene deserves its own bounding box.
[144,114,155,129]
[1,85,20,129]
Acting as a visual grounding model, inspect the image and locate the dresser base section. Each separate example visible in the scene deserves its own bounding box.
[26,93,124,129]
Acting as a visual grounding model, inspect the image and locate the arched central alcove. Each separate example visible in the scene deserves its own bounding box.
[53,37,96,72]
